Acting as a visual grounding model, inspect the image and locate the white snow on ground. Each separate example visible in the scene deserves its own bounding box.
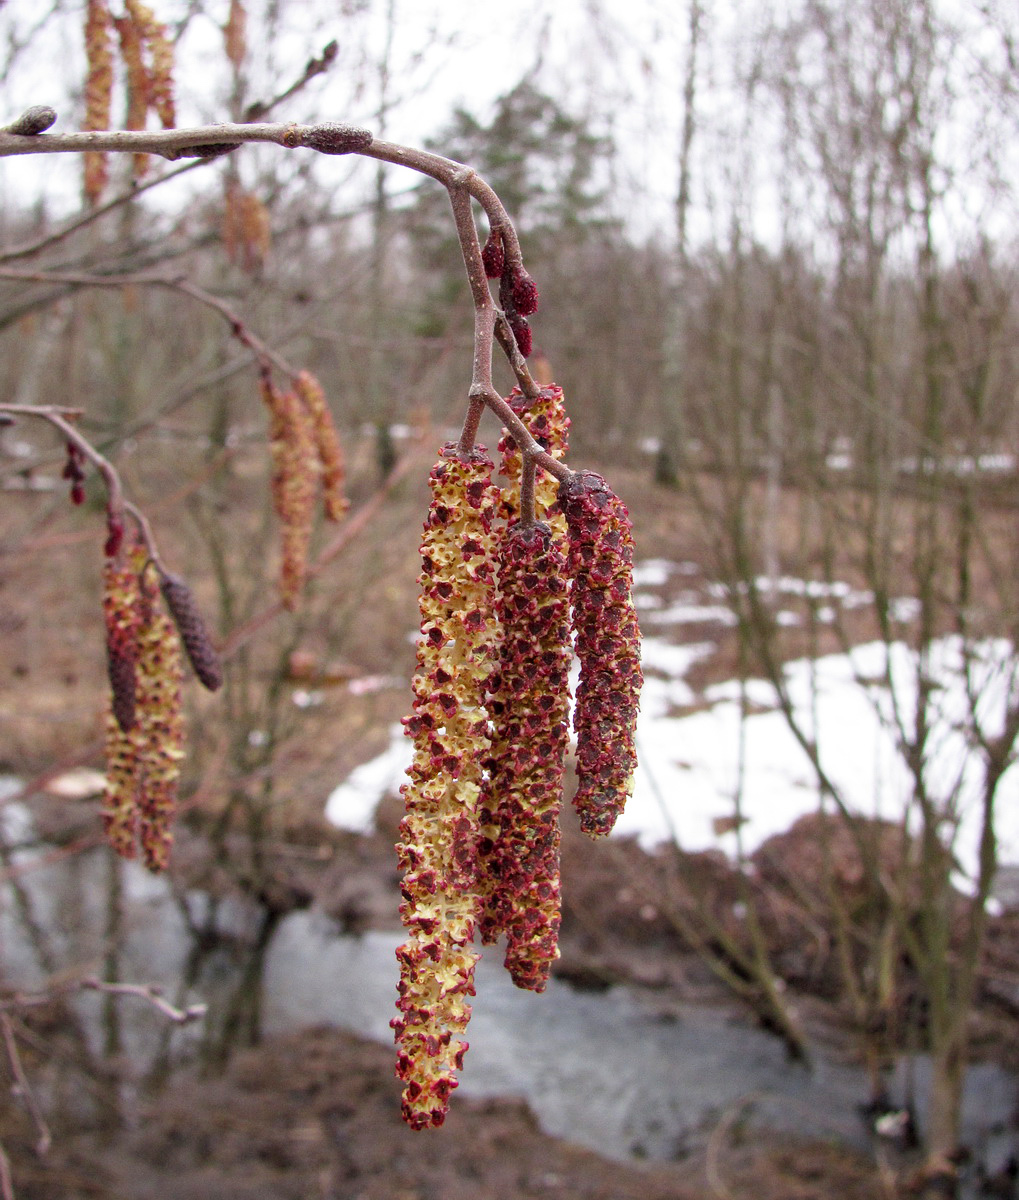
[325,563,1019,882]
[625,636,1019,881]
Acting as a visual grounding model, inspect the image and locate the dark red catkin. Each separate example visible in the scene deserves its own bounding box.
[158,572,224,691]
[559,471,642,837]
[62,442,87,505]
[477,521,571,992]
[481,231,505,279]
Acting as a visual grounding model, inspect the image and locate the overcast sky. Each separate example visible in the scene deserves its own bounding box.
[1,0,1016,251]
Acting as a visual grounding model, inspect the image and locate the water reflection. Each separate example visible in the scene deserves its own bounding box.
[2,835,1016,1175]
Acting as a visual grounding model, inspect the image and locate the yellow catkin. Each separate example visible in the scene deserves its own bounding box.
[222,182,271,271]
[393,446,499,1130]
[261,376,319,609]
[83,0,114,204]
[295,370,350,522]
[102,705,141,859]
[114,13,150,178]
[497,382,571,531]
[134,562,185,873]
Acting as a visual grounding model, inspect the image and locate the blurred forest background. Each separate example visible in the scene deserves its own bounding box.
[2,1,1019,1198]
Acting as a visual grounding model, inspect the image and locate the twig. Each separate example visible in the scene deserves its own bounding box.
[244,40,339,122]
[0,119,372,161]
[0,1143,14,1200]
[78,978,207,1024]
[0,157,210,264]
[0,1013,51,1156]
[0,403,124,524]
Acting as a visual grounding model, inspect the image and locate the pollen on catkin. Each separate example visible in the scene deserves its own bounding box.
[261,376,319,609]
[497,383,571,525]
[134,560,185,873]
[559,471,642,837]
[100,553,185,871]
[393,444,499,1130]
[83,0,114,204]
[295,370,350,522]
[477,522,571,992]
[102,558,142,733]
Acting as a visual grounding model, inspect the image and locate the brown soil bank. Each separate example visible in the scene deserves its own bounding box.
[2,1025,881,1200]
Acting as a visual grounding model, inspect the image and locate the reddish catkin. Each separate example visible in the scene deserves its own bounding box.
[393,446,499,1131]
[559,471,643,837]
[477,523,571,992]
[261,377,319,609]
[134,562,185,873]
[102,559,142,733]
[295,370,350,523]
[83,0,114,204]
[481,231,504,279]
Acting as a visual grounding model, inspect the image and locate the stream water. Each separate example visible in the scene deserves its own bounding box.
[2,821,1017,1187]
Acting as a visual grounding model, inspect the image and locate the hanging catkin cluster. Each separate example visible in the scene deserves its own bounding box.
[82,0,177,201]
[394,384,642,1128]
[260,369,349,609]
[100,541,222,871]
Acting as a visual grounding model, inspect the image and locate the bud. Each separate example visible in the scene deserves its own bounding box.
[394,445,498,1129]
[510,269,539,317]
[300,124,374,155]
[481,232,504,279]
[478,523,571,992]
[104,512,125,559]
[5,107,57,137]
[559,471,642,837]
[508,313,532,358]
[159,571,223,692]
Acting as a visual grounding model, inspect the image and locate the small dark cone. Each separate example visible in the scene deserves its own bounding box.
[159,572,223,691]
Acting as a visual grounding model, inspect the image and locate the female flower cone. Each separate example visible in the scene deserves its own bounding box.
[478,522,571,992]
[559,471,642,837]
[393,445,498,1130]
